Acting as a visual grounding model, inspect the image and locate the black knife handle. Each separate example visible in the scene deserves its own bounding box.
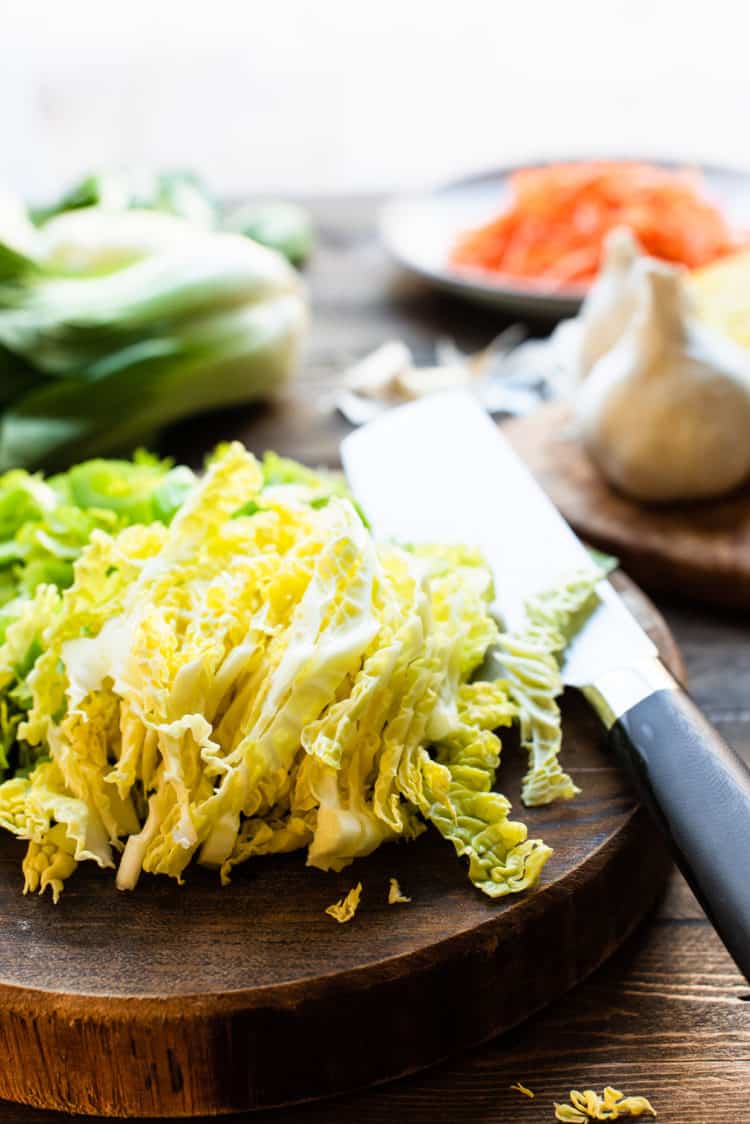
[609,687,750,981]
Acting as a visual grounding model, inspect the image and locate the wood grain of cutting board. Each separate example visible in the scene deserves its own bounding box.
[0,574,680,1118]
[505,401,750,610]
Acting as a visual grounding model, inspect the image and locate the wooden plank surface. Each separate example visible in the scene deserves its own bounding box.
[1,197,748,1122]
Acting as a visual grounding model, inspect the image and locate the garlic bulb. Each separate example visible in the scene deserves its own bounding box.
[576,226,642,379]
[576,259,750,502]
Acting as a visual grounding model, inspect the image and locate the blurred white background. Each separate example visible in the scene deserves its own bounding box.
[3,0,750,202]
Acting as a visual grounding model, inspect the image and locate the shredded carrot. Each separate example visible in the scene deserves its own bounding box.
[450,161,745,291]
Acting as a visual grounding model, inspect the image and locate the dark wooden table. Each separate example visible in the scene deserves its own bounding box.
[3,198,749,1123]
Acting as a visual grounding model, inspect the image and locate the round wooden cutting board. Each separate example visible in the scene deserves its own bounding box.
[505,401,750,610]
[0,575,681,1118]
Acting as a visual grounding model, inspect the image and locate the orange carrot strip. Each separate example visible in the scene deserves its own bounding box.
[449,161,747,289]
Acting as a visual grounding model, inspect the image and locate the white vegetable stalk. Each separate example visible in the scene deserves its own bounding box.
[0,224,307,470]
[38,207,195,275]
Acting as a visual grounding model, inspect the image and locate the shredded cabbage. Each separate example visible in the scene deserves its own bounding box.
[0,452,195,783]
[498,572,600,807]
[388,877,410,904]
[0,443,601,901]
[325,882,363,924]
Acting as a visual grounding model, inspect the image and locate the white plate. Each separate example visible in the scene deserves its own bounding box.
[380,159,750,319]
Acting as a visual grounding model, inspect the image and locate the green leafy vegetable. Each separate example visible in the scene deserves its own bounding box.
[498,572,600,806]
[37,208,198,276]
[0,444,601,902]
[0,171,309,472]
[32,170,217,230]
[0,452,196,780]
[224,201,314,266]
[0,453,195,608]
[33,169,313,266]
[404,547,552,895]
[0,229,307,470]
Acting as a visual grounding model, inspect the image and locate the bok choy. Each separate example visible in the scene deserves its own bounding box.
[32,169,314,265]
[0,205,307,470]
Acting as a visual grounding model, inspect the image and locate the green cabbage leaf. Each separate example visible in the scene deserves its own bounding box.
[0,443,602,901]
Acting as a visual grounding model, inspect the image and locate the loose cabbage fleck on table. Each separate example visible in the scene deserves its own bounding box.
[0,443,599,901]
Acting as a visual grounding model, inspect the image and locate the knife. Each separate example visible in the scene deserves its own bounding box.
[341,389,750,981]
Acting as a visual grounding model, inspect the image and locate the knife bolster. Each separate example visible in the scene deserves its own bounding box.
[583,657,676,728]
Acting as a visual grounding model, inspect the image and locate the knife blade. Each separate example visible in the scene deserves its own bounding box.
[341,389,750,980]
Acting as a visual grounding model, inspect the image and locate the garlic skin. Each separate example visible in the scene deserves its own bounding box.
[343,339,414,398]
[577,226,642,379]
[576,259,750,502]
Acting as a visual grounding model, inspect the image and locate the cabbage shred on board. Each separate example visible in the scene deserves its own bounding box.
[0,443,600,901]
